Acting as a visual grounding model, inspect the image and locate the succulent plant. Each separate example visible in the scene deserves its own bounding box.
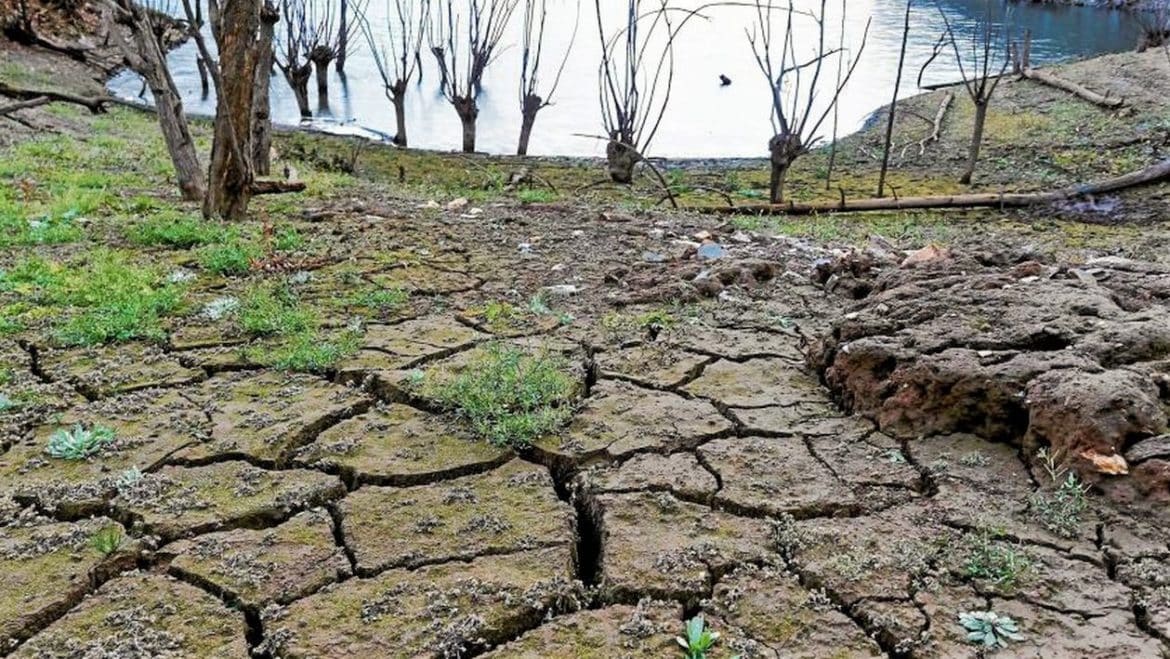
[677,615,720,659]
[116,466,144,491]
[46,424,116,460]
[959,610,1023,649]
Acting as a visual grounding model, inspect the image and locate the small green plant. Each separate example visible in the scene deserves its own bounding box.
[959,611,1023,649]
[1029,448,1091,538]
[90,525,125,556]
[0,393,15,412]
[677,615,720,659]
[962,530,1032,592]
[46,424,116,460]
[116,466,144,491]
[414,342,576,448]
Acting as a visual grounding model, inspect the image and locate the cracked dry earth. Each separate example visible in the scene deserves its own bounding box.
[5,205,1170,659]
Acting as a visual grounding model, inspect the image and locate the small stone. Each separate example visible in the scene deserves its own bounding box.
[446,197,469,211]
[697,242,726,260]
[642,251,666,264]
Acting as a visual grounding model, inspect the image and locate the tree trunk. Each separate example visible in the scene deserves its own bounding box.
[768,132,804,204]
[390,80,407,147]
[311,51,331,111]
[252,2,279,176]
[112,6,204,201]
[205,0,261,221]
[606,137,640,184]
[282,64,312,118]
[196,55,210,98]
[336,0,348,73]
[517,93,542,156]
[453,96,478,153]
[961,100,988,185]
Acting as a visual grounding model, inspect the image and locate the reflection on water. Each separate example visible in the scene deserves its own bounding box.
[108,0,1139,158]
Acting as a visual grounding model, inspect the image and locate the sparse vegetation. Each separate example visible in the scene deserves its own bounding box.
[413,342,576,448]
[198,235,264,276]
[1029,448,1091,539]
[46,424,116,460]
[959,610,1023,649]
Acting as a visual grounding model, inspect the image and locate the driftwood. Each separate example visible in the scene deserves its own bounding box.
[1013,32,1123,109]
[693,156,1170,216]
[0,96,50,116]
[252,179,307,195]
[0,82,111,113]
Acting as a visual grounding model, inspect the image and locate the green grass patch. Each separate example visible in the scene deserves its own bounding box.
[517,189,558,204]
[413,342,577,448]
[128,212,226,248]
[245,328,361,373]
[237,283,314,337]
[198,233,263,276]
[0,251,187,346]
[348,286,409,314]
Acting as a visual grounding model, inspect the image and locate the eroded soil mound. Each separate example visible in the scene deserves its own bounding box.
[811,248,1170,501]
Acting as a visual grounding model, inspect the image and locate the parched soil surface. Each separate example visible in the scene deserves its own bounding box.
[6,22,1170,659]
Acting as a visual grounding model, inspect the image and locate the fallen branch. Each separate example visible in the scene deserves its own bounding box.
[252,179,307,195]
[691,156,1170,216]
[0,81,111,114]
[1013,31,1123,109]
[904,90,953,157]
[0,96,50,116]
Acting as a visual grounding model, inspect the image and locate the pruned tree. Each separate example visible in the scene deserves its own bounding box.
[359,0,428,147]
[275,0,316,117]
[516,0,578,156]
[593,0,679,184]
[747,0,869,203]
[430,0,519,153]
[107,0,205,200]
[928,0,1010,185]
[876,0,912,198]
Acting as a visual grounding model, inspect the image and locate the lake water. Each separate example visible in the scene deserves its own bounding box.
[108,0,1140,158]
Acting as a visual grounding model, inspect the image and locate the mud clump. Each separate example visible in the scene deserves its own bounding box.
[810,251,1170,500]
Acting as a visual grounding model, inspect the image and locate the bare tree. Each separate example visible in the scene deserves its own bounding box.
[107,0,205,200]
[275,0,316,117]
[337,0,349,72]
[593,0,679,184]
[876,0,912,198]
[928,0,1010,185]
[516,0,578,156]
[430,0,519,153]
[747,0,869,203]
[360,0,427,147]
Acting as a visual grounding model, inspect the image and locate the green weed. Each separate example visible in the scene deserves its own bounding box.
[89,525,125,556]
[959,611,1023,649]
[962,530,1032,592]
[198,235,263,276]
[1029,448,1091,539]
[414,342,577,448]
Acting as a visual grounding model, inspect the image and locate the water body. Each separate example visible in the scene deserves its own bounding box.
[108,0,1140,158]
